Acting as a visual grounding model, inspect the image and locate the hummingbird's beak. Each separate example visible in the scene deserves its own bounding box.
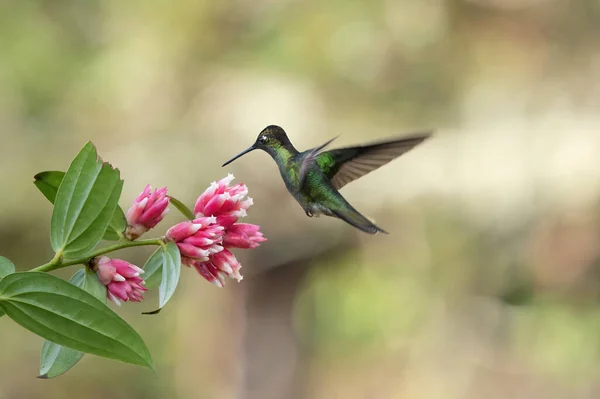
[222,145,256,167]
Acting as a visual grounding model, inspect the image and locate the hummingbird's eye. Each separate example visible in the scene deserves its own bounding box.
[258,136,267,144]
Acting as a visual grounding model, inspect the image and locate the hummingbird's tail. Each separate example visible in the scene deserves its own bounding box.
[331,208,388,235]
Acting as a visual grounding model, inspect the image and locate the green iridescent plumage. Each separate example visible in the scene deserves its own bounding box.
[316,153,336,173]
[222,125,432,234]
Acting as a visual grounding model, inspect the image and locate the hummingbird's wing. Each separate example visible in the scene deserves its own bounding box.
[298,136,339,188]
[311,132,432,190]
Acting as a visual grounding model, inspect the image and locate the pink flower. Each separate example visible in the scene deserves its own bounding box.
[94,256,147,305]
[187,259,227,287]
[165,217,224,261]
[223,223,266,249]
[211,249,243,281]
[125,185,170,240]
[193,174,253,227]
[168,175,266,288]
[186,249,242,287]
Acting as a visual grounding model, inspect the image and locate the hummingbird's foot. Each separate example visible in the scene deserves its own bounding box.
[305,210,314,218]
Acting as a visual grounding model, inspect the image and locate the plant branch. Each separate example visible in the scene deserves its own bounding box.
[31,238,164,273]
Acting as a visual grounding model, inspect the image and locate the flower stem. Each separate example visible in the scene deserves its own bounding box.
[31,238,164,273]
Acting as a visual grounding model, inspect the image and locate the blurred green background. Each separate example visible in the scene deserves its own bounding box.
[2,0,600,398]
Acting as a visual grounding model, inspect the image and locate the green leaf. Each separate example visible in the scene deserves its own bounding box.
[106,206,127,240]
[81,269,106,302]
[169,196,194,220]
[159,242,181,309]
[0,272,153,369]
[68,268,107,303]
[142,248,164,290]
[0,256,15,279]
[69,268,86,287]
[39,340,84,379]
[142,242,181,315]
[50,142,124,257]
[35,169,126,241]
[0,257,12,317]
[39,269,107,379]
[33,171,65,203]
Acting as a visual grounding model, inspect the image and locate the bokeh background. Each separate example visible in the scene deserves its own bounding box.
[2,0,600,398]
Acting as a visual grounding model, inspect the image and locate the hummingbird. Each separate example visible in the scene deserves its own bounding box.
[222,125,431,234]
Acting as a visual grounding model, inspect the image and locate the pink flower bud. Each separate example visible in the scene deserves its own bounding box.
[223,223,267,249]
[189,259,226,288]
[193,174,253,227]
[185,249,242,287]
[125,185,170,240]
[94,256,147,305]
[211,249,243,281]
[165,217,225,260]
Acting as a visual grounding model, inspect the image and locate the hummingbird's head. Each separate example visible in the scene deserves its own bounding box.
[253,125,292,149]
[222,125,292,167]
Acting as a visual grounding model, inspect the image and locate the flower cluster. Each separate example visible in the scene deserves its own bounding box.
[93,175,265,305]
[166,174,266,287]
